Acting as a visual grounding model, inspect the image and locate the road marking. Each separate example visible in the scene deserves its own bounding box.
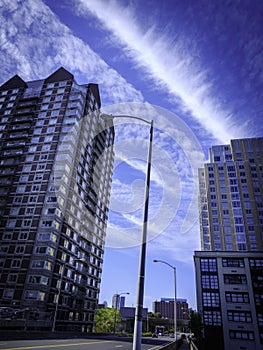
[0,340,113,350]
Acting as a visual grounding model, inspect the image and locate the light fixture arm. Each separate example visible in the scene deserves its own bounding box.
[153,259,177,342]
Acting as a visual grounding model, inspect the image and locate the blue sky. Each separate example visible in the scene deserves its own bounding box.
[1,0,263,310]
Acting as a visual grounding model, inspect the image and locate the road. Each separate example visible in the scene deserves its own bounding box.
[0,338,169,350]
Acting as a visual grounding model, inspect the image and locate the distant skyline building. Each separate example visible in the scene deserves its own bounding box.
[153,298,189,322]
[119,306,148,333]
[112,294,126,310]
[0,67,115,332]
[195,137,263,350]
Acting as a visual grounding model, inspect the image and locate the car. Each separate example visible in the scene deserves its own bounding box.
[0,307,15,319]
[152,332,158,338]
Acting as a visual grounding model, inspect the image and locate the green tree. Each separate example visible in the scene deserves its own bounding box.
[188,310,202,338]
[147,312,170,333]
[94,308,121,333]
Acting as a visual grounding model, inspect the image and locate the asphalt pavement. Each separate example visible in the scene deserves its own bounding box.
[178,340,191,350]
[0,337,173,350]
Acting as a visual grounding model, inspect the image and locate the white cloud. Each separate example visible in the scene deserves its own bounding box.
[0,0,143,104]
[101,103,204,256]
[0,0,205,263]
[73,0,247,143]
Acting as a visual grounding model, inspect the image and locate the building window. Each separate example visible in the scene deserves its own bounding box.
[237,243,247,251]
[37,164,45,171]
[203,311,221,326]
[47,196,56,203]
[229,330,254,340]
[0,259,5,268]
[19,232,28,240]
[29,146,37,152]
[201,259,217,273]
[255,293,263,306]
[42,145,51,151]
[222,258,244,267]
[34,174,43,181]
[201,275,218,289]
[28,275,49,285]
[38,233,57,242]
[11,259,21,268]
[23,219,31,227]
[227,310,252,323]
[15,246,25,254]
[41,220,52,227]
[202,292,220,307]
[40,154,48,160]
[31,137,40,143]
[25,290,46,301]
[6,219,16,228]
[31,260,52,270]
[225,292,249,303]
[35,246,47,254]
[224,274,247,284]
[29,196,37,203]
[38,112,47,118]
[3,232,13,240]
[35,246,54,256]
[34,128,42,135]
[0,245,8,253]
[47,127,55,133]
[250,259,263,267]
[3,289,14,299]
[13,197,22,204]
[257,313,263,326]
[7,274,18,283]
[20,175,29,182]
[26,208,34,214]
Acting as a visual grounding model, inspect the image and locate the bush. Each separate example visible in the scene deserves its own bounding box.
[142,332,153,337]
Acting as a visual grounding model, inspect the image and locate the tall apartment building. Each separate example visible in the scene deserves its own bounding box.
[0,67,115,332]
[194,137,263,349]
[198,137,263,251]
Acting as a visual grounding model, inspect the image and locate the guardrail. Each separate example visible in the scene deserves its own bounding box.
[189,339,199,350]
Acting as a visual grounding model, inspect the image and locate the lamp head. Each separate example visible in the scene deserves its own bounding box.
[100,113,113,121]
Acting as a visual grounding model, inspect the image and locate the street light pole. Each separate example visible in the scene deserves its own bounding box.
[153,260,177,342]
[100,114,153,350]
[113,292,130,334]
[133,120,153,350]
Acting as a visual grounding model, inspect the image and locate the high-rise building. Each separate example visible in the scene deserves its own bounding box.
[112,294,126,310]
[0,67,115,332]
[194,137,263,349]
[198,137,263,251]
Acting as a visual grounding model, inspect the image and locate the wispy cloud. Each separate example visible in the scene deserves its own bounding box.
[0,0,143,104]
[73,0,248,143]
[101,103,204,258]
